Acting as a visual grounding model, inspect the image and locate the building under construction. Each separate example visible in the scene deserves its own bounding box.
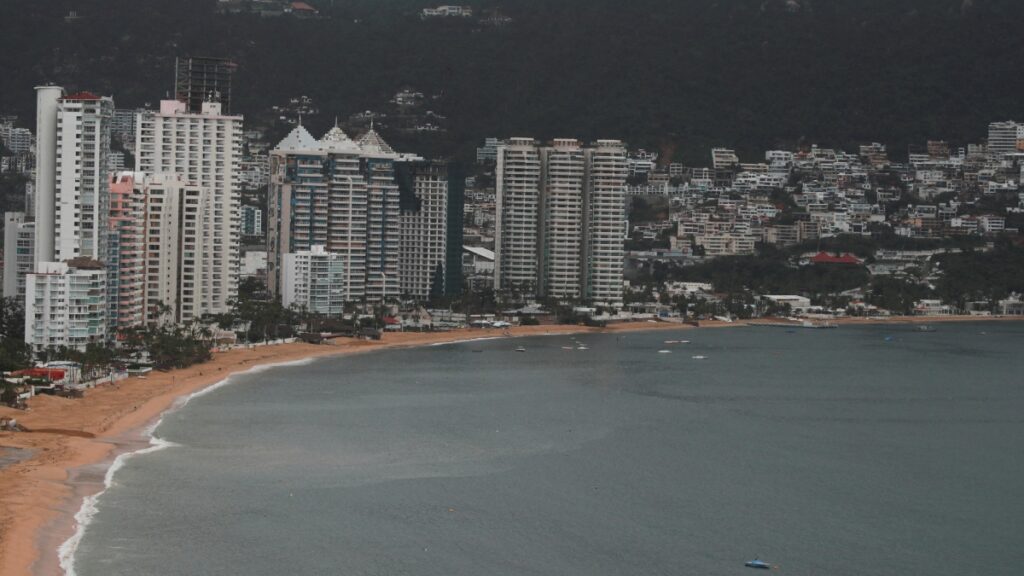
[174,56,237,114]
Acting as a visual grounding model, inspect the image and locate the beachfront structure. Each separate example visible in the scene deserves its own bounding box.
[397,160,448,299]
[137,173,208,325]
[107,173,145,331]
[136,99,243,317]
[281,245,347,316]
[3,212,34,299]
[32,88,114,264]
[494,138,542,295]
[583,140,629,305]
[268,124,418,303]
[494,138,628,305]
[24,259,107,352]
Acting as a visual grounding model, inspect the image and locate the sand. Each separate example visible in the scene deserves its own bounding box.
[0,316,1017,575]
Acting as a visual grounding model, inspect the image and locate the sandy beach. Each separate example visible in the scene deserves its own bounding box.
[0,315,1018,575]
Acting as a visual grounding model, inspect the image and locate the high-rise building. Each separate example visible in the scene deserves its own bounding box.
[53,92,114,262]
[268,125,367,302]
[3,212,34,299]
[281,245,347,316]
[136,173,209,325]
[582,141,628,305]
[397,160,448,299]
[33,86,63,267]
[136,99,243,316]
[539,139,586,299]
[174,56,237,114]
[25,259,107,352]
[494,138,542,295]
[268,124,414,303]
[494,138,627,306]
[108,173,145,331]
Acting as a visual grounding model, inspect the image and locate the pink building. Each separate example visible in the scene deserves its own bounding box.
[108,172,145,332]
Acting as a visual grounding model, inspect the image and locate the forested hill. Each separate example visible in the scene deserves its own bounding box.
[1,0,1023,162]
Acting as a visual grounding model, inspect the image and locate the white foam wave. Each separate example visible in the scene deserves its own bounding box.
[428,336,507,347]
[57,355,320,575]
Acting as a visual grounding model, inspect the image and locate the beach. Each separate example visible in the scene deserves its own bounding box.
[0,315,1018,575]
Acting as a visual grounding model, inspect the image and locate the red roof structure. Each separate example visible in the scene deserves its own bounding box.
[291,1,318,12]
[10,368,66,380]
[61,91,101,101]
[383,316,400,325]
[810,251,863,265]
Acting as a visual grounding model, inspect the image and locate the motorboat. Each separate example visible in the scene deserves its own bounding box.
[514,346,526,352]
[745,559,772,570]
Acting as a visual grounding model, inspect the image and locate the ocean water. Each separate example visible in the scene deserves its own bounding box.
[73,323,1024,575]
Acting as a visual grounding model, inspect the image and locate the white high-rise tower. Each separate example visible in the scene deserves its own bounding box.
[136,100,243,316]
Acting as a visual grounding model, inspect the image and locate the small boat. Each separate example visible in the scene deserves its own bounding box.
[745,559,772,570]
[916,325,936,333]
[658,350,672,354]
[561,346,574,350]
[692,355,707,360]
[514,347,526,352]
[664,340,680,344]
[576,346,589,351]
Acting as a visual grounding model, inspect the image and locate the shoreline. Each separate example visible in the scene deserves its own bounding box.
[0,315,1019,574]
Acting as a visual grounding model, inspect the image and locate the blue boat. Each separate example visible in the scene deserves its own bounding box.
[745,559,772,570]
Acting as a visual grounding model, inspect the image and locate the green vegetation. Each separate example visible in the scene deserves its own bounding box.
[933,244,1024,309]
[1,1,1022,162]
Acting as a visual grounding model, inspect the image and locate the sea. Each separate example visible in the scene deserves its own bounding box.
[70,322,1024,575]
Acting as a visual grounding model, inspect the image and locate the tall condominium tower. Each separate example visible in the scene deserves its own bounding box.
[33,87,114,265]
[539,139,586,299]
[139,173,209,325]
[136,100,243,316]
[494,138,542,294]
[268,124,414,304]
[397,160,449,299]
[174,56,237,114]
[108,173,145,331]
[495,138,627,306]
[582,141,629,304]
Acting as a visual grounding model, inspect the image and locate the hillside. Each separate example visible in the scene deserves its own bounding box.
[1,0,1022,162]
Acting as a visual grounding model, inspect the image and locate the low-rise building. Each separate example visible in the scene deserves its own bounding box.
[25,259,107,352]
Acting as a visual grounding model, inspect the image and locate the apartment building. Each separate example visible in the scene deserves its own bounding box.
[987,121,1019,158]
[25,259,107,352]
[139,173,208,324]
[495,138,627,305]
[136,99,243,316]
[494,138,542,294]
[583,141,629,304]
[33,90,115,263]
[108,173,145,331]
[268,124,414,303]
[281,245,347,315]
[242,205,263,237]
[2,212,34,299]
[397,160,448,299]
